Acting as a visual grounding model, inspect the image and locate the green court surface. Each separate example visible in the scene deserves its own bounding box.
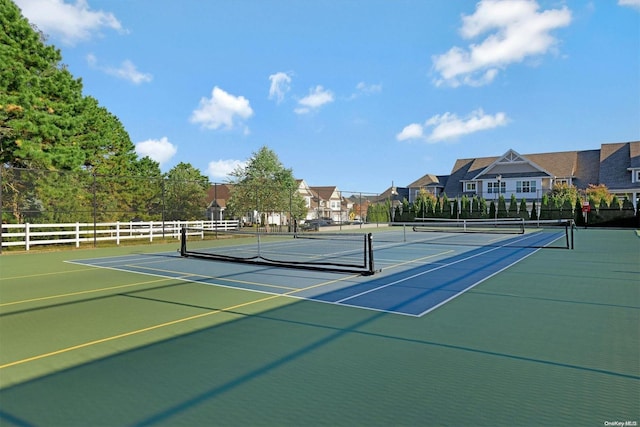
[0,228,638,426]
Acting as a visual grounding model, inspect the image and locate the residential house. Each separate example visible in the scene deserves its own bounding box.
[437,142,639,208]
[296,179,314,218]
[206,183,233,221]
[309,186,345,222]
[406,174,448,202]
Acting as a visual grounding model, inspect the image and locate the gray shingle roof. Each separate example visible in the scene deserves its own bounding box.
[599,141,639,190]
[438,142,640,196]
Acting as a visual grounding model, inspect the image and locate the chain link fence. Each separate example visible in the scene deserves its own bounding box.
[0,166,214,224]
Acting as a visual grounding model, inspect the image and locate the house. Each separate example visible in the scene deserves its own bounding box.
[206,183,233,220]
[309,186,345,222]
[406,174,449,202]
[296,179,314,217]
[436,141,639,208]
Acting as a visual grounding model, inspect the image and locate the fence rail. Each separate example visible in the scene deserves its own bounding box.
[0,220,239,251]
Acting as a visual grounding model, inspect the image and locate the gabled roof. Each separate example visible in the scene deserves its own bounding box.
[207,183,234,208]
[378,186,409,202]
[471,149,554,180]
[407,173,447,188]
[310,186,341,201]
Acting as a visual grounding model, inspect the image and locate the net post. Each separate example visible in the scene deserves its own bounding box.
[180,226,187,256]
[366,233,375,275]
[569,220,574,250]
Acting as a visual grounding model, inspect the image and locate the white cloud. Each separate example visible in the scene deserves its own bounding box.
[87,54,152,84]
[135,137,177,165]
[207,159,246,180]
[396,123,424,141]
[426,109,509,141]
[268,72,292,103]
[14,0,124,45]
[294,86,334,114]
[356,82,382,95]
[619,0,640,10]
[190,86,254,131]
[349,82,383,100]
[432,0,572,87]
[397,109,508,142]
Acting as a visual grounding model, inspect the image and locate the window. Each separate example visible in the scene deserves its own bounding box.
[330,201,340,210]
[516,180,537,193]
[516,181,536,193]
[634,170,640,183]
[465,182,476,192]
[487,181,505,194]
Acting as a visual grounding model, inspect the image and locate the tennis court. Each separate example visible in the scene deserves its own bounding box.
[0,226,638,426]
[67,221,571,317]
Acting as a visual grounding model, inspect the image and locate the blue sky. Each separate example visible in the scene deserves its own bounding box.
[13,0,640,193]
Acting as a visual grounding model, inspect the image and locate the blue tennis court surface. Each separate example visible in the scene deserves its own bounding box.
[68,229,565,316]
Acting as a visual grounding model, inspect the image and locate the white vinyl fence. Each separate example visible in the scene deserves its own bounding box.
[0,220,239,251]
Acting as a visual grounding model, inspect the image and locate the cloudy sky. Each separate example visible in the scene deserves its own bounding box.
[13,0,640,192]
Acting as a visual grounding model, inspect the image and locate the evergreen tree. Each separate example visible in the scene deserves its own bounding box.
[441,194,450,218]
[0,0,85,169]
[519,198,530,220]
[461,196,471,219]
[164,163,209,220]
[574,199,585,226]
[434,197,442,218]
[561,197,573,219]
[540,195,551,220]
[530,200,538,220]
[497,195,508,218]
[479,198,488,218]
[471,197,481,218]
[488,201,496,219]
[508,194,518,218]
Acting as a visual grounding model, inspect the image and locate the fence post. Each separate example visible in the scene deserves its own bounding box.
[75,222,80,248]
[116,221,120,246]
[25,222,30,251]
[149,221,154,242]
[0,166,3,255]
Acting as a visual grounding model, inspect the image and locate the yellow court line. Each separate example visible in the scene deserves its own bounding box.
[0,273,358,370]
[0,278,173,307]
[0,294,281,370]
[0,267,100,281]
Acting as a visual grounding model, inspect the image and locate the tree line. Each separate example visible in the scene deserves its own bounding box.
[366,184,637,226]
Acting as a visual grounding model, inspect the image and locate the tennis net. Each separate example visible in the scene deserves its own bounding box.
[375,218,574,249]
[180,227,377,275]
[412,217,526,234]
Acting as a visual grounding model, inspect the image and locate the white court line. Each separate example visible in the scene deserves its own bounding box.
[336,231,554,306]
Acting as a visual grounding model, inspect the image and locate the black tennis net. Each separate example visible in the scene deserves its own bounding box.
[180,227,377,275]
[374,219,574,249]
[412,217,526,234]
